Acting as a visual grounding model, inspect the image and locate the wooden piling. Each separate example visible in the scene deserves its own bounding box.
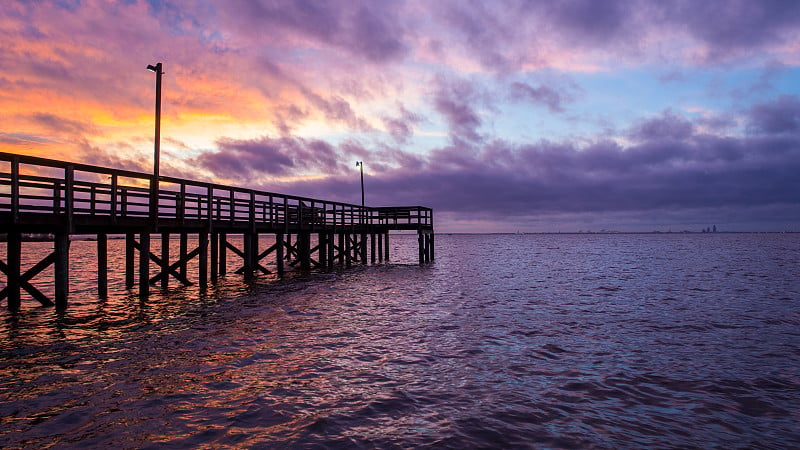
[161,232,170,289]
[139,233,150,298]
[360,233,368,264]
[418,231,425,265]
[97,233,108,298]
[299,232,311,270]
[125,233,135,289]
[179,233,188,279]
[344,233,352,266]
[243,232,254,280]
[371,233,376,264]
[276,233,285,276]
[54,232,69,308]
[199,231,208,290]
[430,233,435,261]
[210,232,218,282]
[219,233,227,276]
[377,232,383,262]
[6,232,21,310]
[318,233,327,268]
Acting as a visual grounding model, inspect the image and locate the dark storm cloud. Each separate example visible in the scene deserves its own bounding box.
[629,110,694,142]
[539,0,634,45]
[254,100,800,228]
[198,135,343,178]
[664,0,800,59]
[747,95,800,135]
[217,0,407,63]
[436,0,799,71]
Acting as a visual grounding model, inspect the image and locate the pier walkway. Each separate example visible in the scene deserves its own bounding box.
[0,152,434,310]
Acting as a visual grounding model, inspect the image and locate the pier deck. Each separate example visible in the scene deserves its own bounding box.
[0,152,434,309]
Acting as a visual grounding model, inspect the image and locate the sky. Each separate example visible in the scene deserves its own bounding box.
[1,0,799,232]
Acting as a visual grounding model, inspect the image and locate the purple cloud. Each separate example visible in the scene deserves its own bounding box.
[217,0,407,63]
[509,82,569,113]
[381,104,425,144]
[304,90,372,131]
[198,135,343,178]
[629,110,694,142]
[432,76,485,143]
[747,95,800,135]
[245,100,800,230]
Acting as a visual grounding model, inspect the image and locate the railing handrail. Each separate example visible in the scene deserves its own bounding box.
[0,152,432,228]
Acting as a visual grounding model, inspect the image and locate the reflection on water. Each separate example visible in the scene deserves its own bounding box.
[1,233,799,448]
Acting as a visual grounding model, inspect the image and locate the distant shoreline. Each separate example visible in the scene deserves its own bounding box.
[1,230,797,242]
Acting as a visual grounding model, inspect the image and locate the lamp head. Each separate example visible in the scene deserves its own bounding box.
[147,63,162,73]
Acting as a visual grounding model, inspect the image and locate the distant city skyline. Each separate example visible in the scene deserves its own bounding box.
[1,0,799,232]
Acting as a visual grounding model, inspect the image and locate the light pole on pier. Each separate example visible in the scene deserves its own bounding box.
[147,62,163,222]
[356,161,365,208]
[356,161,365,224]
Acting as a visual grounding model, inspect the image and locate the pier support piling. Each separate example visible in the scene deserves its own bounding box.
[276,233,285,276]
[54,232,69,308]
[5,232,21,310]
[125,233,135,289]
[97,233,108,298]
[161,233,170,289]
[210,232,218,282]
[139,233,150,298]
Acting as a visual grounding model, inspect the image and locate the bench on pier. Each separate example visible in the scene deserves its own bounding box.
[286,203,325,226]
[377,209,412,224]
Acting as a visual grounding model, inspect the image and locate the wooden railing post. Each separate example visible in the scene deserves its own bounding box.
[206,185,213,228]
[110,174,118,224]
[65,165,74,233]
[10,156,19,223]
[249,190,256,234]
[178,182,186,225]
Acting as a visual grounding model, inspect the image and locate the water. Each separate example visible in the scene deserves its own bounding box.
[1,233,799,448]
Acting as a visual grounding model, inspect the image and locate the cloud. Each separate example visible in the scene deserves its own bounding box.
[747,94,800,135]
[198,135,344,179]
[628,110,694,142]
[28,113,95,136]
[381,104,425,144]
[216,0,408,63]
[303,90,373,131]
[509,82,570,113]
[251,103,800,230]
[432,76,485,143]
[665,0,800,60]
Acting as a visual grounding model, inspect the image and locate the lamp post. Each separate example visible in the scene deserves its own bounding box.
[147,62,163,223]
[356,161,365,208]
[356,161,364,224]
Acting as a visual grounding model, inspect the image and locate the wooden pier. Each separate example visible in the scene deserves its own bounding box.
[0,152,434,310]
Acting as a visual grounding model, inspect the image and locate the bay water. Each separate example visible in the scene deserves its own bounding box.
[1,233,798,448]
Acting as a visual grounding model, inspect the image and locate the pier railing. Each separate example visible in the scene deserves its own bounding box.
[0,152,433,233]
